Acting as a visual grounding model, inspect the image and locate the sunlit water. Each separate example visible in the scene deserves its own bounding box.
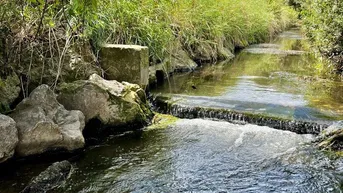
[153,29,343,122]
[0,29,343,193]
[53,120,343,192]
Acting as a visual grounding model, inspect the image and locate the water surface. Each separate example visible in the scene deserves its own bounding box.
[53,119,341,193]
[0,29,342,193]
[153,29,343,122]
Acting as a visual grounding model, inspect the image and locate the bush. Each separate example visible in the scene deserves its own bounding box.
[301,0,343,72]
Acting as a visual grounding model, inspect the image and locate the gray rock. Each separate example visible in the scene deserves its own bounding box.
[10,85,85,157]
[217,37,235,60]
[57,74,153,129]
[0,114,18,163]
[171,49,198,72]
[21,160,72,193]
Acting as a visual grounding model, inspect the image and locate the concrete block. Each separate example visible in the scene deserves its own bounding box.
[100,44,149,88]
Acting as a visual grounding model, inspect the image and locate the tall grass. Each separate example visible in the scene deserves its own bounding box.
[93,0,297,62]
[0,0,297,99]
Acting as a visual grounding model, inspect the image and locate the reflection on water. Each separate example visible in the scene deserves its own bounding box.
[0,29,342,193]
[153,30,343,121]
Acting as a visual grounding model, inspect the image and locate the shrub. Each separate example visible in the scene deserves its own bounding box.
[301,0,343,72]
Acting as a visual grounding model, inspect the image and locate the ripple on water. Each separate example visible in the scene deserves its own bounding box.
[53,119,342,193]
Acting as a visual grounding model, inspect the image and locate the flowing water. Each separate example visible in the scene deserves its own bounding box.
[0,29,343,193]
[153,29,343,122]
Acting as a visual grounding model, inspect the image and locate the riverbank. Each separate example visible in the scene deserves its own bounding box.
[0,0,297,113]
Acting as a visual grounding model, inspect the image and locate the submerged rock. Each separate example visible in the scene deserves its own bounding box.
[57,74,153,130]
[9,85,85,157]
[21,160,72,193]
[147,113,179,130]
[0,114,18,163]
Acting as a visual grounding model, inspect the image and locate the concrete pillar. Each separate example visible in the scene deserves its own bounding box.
[100,44,149,88]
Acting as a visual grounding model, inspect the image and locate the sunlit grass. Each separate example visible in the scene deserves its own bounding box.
[94,0,297,63]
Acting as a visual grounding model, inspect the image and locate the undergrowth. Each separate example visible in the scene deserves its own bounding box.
[0,0,297,98]
[300,0,343,74]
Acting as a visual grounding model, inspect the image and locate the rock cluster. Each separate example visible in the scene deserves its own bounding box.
[0,74,152,162]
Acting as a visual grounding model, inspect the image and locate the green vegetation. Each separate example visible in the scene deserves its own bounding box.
[0,0,296,95]
[300,0,343,73]
[147,113,179,130]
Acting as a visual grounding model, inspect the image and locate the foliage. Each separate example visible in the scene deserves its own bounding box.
[0,0,296,99]
[92,0,297,62]
[300,0,343,73]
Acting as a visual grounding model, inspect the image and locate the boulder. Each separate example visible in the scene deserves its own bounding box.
[217,37,235,60]
[57,74,153,129]
[21,160,72,193]
[9,85,85,157]
[0,114,18,163]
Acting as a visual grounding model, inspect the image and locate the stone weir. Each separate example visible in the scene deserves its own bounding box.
[153,96,330,135]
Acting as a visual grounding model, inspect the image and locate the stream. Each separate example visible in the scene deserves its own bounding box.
[0,29,343,193]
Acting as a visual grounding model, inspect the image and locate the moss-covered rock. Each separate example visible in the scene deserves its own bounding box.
[57,74,153,131]
[146,113,179,130]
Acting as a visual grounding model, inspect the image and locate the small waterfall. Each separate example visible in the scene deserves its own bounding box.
[153,96,329,135]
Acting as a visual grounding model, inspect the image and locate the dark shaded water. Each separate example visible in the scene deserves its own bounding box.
[0,29,343,193]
